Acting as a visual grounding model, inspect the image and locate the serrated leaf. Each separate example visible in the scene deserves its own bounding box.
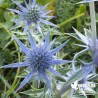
[65,66,93,86]
[65,33,80,41]
[57,68,71,75]
[73,48,88,61]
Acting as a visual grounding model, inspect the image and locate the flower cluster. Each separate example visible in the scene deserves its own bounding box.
[0,0,72,92]
[1,0,98,97]
[9,0,58,33]
[1,31,71,92]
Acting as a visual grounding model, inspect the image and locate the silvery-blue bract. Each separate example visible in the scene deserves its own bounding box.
[78,74,95,97]
[0,31,71,92]
[9,0,58,34]
[66,64,95,97]
[73,28,98,71]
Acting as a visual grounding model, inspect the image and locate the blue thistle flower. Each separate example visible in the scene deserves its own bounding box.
[9,0,58,33]
[0,31,71,92]
[73,28,93,50]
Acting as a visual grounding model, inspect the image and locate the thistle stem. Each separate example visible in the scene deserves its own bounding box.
[89,2,97,48]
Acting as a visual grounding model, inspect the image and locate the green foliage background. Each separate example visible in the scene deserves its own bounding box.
[0,0,98,98]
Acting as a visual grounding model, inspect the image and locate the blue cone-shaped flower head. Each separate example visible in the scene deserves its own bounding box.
[1,31,71,92]
[9,0,58,33]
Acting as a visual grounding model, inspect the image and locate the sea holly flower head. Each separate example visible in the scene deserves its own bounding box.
[0,31,71,92]
[9,0,58,33]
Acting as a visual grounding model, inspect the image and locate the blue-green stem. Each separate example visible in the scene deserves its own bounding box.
[89,2,97,48]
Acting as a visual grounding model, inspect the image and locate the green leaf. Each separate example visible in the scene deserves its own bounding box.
[88,74,98,81]
[20,88,44,96]
[3,21,13,29]
[0,30,9,42]
[71,95,87,98]
[0,3,8,9]
[58,13,85,27]
[75,5,86,15]
[57,68,71,75]
[64,33,81,41]
[4,11,15,21]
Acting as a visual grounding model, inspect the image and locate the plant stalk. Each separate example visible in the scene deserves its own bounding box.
[89,2,97,48]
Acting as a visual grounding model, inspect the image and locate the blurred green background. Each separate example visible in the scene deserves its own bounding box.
[0,0,98,98]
